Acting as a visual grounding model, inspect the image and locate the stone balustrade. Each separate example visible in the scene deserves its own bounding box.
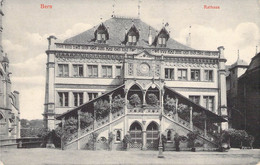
[54,43,219,57]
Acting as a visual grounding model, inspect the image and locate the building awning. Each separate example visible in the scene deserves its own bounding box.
[56,84,125,120]
[164,86,227,123]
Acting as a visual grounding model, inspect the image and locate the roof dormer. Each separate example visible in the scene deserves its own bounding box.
[125,25,139,46]
[153,27,169,47]
[94,23,109,44]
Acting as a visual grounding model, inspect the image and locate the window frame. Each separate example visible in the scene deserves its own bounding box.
[204,70,213,82]
[115,66,122,78]
[72,64,84,77]
[88,92,98,101]
[73,92,83,107]
[102,65,112,78]
[87,65,98,77]
[58,64,69,77]
[203,96,215,111]
[165,68,174,80]
[177,69,187,80]
[58,92,69,107]
[189,95,200,105]
[191,69,200,81]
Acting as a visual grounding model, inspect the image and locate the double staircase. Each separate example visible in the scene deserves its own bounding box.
[64,109,218,149]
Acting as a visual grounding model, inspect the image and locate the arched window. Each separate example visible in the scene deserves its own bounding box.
[167,130,172,141]
[116,130,121,141]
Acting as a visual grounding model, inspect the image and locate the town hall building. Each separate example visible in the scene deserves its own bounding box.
[44,16,227,150]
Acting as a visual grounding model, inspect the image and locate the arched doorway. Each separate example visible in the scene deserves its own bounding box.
[146,121,159,150]
[129,121,142,149]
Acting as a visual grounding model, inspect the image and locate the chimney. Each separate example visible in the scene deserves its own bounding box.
[148,26,152,46]
[186,33,191,47]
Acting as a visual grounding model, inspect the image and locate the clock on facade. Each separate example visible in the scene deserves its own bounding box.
[140,63,150,74]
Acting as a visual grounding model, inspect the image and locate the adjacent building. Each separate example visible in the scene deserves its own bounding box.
[0,2,21,146]
[44,16,227,150]
[227,52,260,147]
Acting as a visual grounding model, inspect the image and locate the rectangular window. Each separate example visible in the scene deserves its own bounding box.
[88,93,98,101]
[189,96,200,105]
[58,92,69,107]
[165,68,174,79]
[177,69,187,80]
[191,69,200,81]
[73,64,83,77]
[102,66,112,78]
[73,92,83,107]
[116,66,122,77]
[58,64,69,77]
[88,65,98,77]
[203,96,214,111]
[204,70,213,81]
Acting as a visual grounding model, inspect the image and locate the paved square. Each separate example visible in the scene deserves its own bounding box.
[0,148,259,165]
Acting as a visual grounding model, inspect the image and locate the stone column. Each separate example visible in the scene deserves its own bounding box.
[189,106,193,131]
[142,90,146,105]
[45,52,56,130]
[77,110,81,150]
[218,46,228,130]
[124,88,128,136]
[109,94,113,132]
[175,98,179,122]
[142,131,147,150]
[61,117,65,150]
[204,119,207,137]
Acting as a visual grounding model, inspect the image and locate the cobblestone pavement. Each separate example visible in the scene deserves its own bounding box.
[0,148,259,165]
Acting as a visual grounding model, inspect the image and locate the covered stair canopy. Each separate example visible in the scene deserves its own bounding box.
[164,86,226,123]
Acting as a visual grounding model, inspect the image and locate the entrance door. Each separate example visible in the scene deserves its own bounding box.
[146,122,159,150]
[129,122,142,149]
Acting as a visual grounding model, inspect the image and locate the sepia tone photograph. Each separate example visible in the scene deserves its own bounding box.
[0,0,260,164]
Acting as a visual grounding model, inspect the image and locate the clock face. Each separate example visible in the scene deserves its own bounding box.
[140,63,150,74]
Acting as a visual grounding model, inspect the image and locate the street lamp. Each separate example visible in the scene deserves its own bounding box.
[158,110,164,158]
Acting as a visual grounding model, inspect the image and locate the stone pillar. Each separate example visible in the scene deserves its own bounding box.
[142,90,146,105]
[218,46,228,130]
[44,52,56,130]
[204,119,207,137]
[124,88,128,136]
[61,117,65,150]
[142,131,147,150]
[175,98,179,122]
[189,106,193,131]
[109,94,113,132]
[77,110,81,150]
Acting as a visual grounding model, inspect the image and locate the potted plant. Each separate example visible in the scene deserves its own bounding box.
[173,133,182,151]
[129,94,141,108]
[107,132,114,150]
[146,93,158,106]
[122,134,132,150]
[187,131,199,152]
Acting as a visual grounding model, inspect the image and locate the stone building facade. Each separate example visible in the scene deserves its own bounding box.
[0,2,21,145]
[44,16,227,150]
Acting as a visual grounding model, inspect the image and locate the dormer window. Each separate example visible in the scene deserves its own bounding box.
[124,25,139,46]
[94,23,109,44]
[154,27,169,47]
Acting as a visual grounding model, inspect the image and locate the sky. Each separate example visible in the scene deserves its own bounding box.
[2,0,260,120]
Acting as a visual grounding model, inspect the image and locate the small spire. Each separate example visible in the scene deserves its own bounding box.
[112,0,115,17]
[237,49,240,61]
[138,0,141,18]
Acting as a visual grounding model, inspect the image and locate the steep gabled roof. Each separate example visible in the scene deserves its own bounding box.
[64,16,193,50]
